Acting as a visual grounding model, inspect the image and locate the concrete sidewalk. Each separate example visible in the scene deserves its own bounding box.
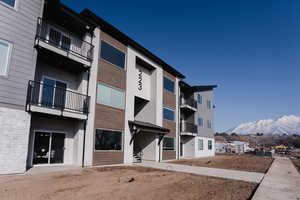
[252,157,300,200]
[136,161,264,183]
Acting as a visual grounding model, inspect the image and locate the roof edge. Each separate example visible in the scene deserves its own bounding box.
[80,9,185,79]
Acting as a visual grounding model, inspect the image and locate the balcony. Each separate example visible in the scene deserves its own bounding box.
[180,122,198,136]
[35,18,94,66]
[26,81,89,120]
[180,98,197,112]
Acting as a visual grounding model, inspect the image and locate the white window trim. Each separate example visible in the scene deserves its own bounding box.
[198,139,204,151]
[163,106,176,122]
[0,0,18,11]
[0,39,12,77]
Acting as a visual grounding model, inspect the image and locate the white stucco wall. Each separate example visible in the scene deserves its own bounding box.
[0,107,31,174]
[194,136,215,158]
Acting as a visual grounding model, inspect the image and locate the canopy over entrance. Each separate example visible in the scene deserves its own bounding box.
[128,121,169,145]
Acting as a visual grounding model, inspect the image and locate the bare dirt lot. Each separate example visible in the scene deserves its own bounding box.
[170,154,273,173]
[292,159,300,173]
[0,166,257,200]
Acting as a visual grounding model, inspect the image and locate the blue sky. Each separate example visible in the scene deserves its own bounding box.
[62,0,300,131]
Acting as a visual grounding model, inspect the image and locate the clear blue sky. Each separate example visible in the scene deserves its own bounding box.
[62,0,300,132]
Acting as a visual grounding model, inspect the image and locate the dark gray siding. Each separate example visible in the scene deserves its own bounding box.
[0,0,43,109]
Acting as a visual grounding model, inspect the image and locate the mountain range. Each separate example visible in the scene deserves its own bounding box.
[227,115,300,135]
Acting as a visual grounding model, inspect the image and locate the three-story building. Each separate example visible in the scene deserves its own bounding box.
[0,0,217,174]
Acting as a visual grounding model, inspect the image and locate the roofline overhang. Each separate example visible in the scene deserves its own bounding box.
[80,9,185,79]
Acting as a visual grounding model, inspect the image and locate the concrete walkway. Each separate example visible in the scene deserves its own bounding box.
[252,157,300,200]
[136,161,264,183]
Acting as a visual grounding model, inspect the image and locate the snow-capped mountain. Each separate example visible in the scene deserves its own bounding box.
[227,115,300,135]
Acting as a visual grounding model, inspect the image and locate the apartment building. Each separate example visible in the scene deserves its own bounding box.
[179,82,217,158]
[0,0,217,174]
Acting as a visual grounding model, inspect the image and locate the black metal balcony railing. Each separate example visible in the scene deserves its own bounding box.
[36,18,94,62]
[180,122,198,133]
[180,98,197,109]
[26,81,89,115]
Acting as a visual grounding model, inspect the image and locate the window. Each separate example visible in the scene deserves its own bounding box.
[97,83,125,109]
[95,129,122,150]
[163,107,175,121]
[0,0,16,8]
[207,120,212,129]
[207,100,212,109]
[41,77,67,108]
[100,41,125,69]
[198,139,204,150]
[163,137,175,150]
[163,77,175,93]
[48,28,71,50]
[197,94,202,104]
[208,140,212,150]
[0,40,11,76]
[198,117,203,127]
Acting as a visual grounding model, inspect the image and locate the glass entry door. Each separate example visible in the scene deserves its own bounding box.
[33,132,65,165]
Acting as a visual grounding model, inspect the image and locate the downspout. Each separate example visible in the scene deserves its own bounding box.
[177,81,181,159]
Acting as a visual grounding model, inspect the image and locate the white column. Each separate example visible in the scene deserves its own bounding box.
[84,28,101,166]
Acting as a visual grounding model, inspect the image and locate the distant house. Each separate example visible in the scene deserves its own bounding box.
[215,139,250,154]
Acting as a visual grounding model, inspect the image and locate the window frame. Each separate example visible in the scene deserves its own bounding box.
[100,40,126,70]
[163,76,175,93]
[197,94,202,104]
[0,0,18,10]
[207,100,212,109]
[163,107,175,122]
[207,120,212,129]
[198,139,204,151]
[198,117,203,127]
[94,129,123,151]
[96,82,125,110]
[208,140,213,150]
[163,136,175,151]
[0,39,12,77]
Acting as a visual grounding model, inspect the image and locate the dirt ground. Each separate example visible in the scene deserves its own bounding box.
[170,154,273,173]
[0,166,257,200]
[292,159,300,173]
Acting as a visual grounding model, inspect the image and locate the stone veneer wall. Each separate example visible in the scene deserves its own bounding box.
[0,107,31,174]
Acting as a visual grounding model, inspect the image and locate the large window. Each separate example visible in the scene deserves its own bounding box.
[208,140,213,150]
[163,137,175,150]
[97,83,125,109]
[163,107,175,121]
[0,40,11,76]
[0,0,16,8]
[198,117,203,127]
[197,94,202,104]
[163,77,175,93]
[95,129,122,150]
[198,139,204,150]
[100,41,125,69]
[207,120,212,129]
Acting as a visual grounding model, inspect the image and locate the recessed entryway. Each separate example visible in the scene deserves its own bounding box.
[33,131,65,165]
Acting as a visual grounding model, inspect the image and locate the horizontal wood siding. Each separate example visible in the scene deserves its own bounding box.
[94,104,125,131]
[98,60,126,90]
[93,151,124,165]
[92,31,127,166]
[0,0,43,109]
[163,120,176,137]
[162,150,176,160]
[163,91,176,108]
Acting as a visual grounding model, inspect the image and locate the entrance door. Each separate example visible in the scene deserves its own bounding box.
[33,132,50,164]
[50,133,65,164]
[33,132,65,165]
